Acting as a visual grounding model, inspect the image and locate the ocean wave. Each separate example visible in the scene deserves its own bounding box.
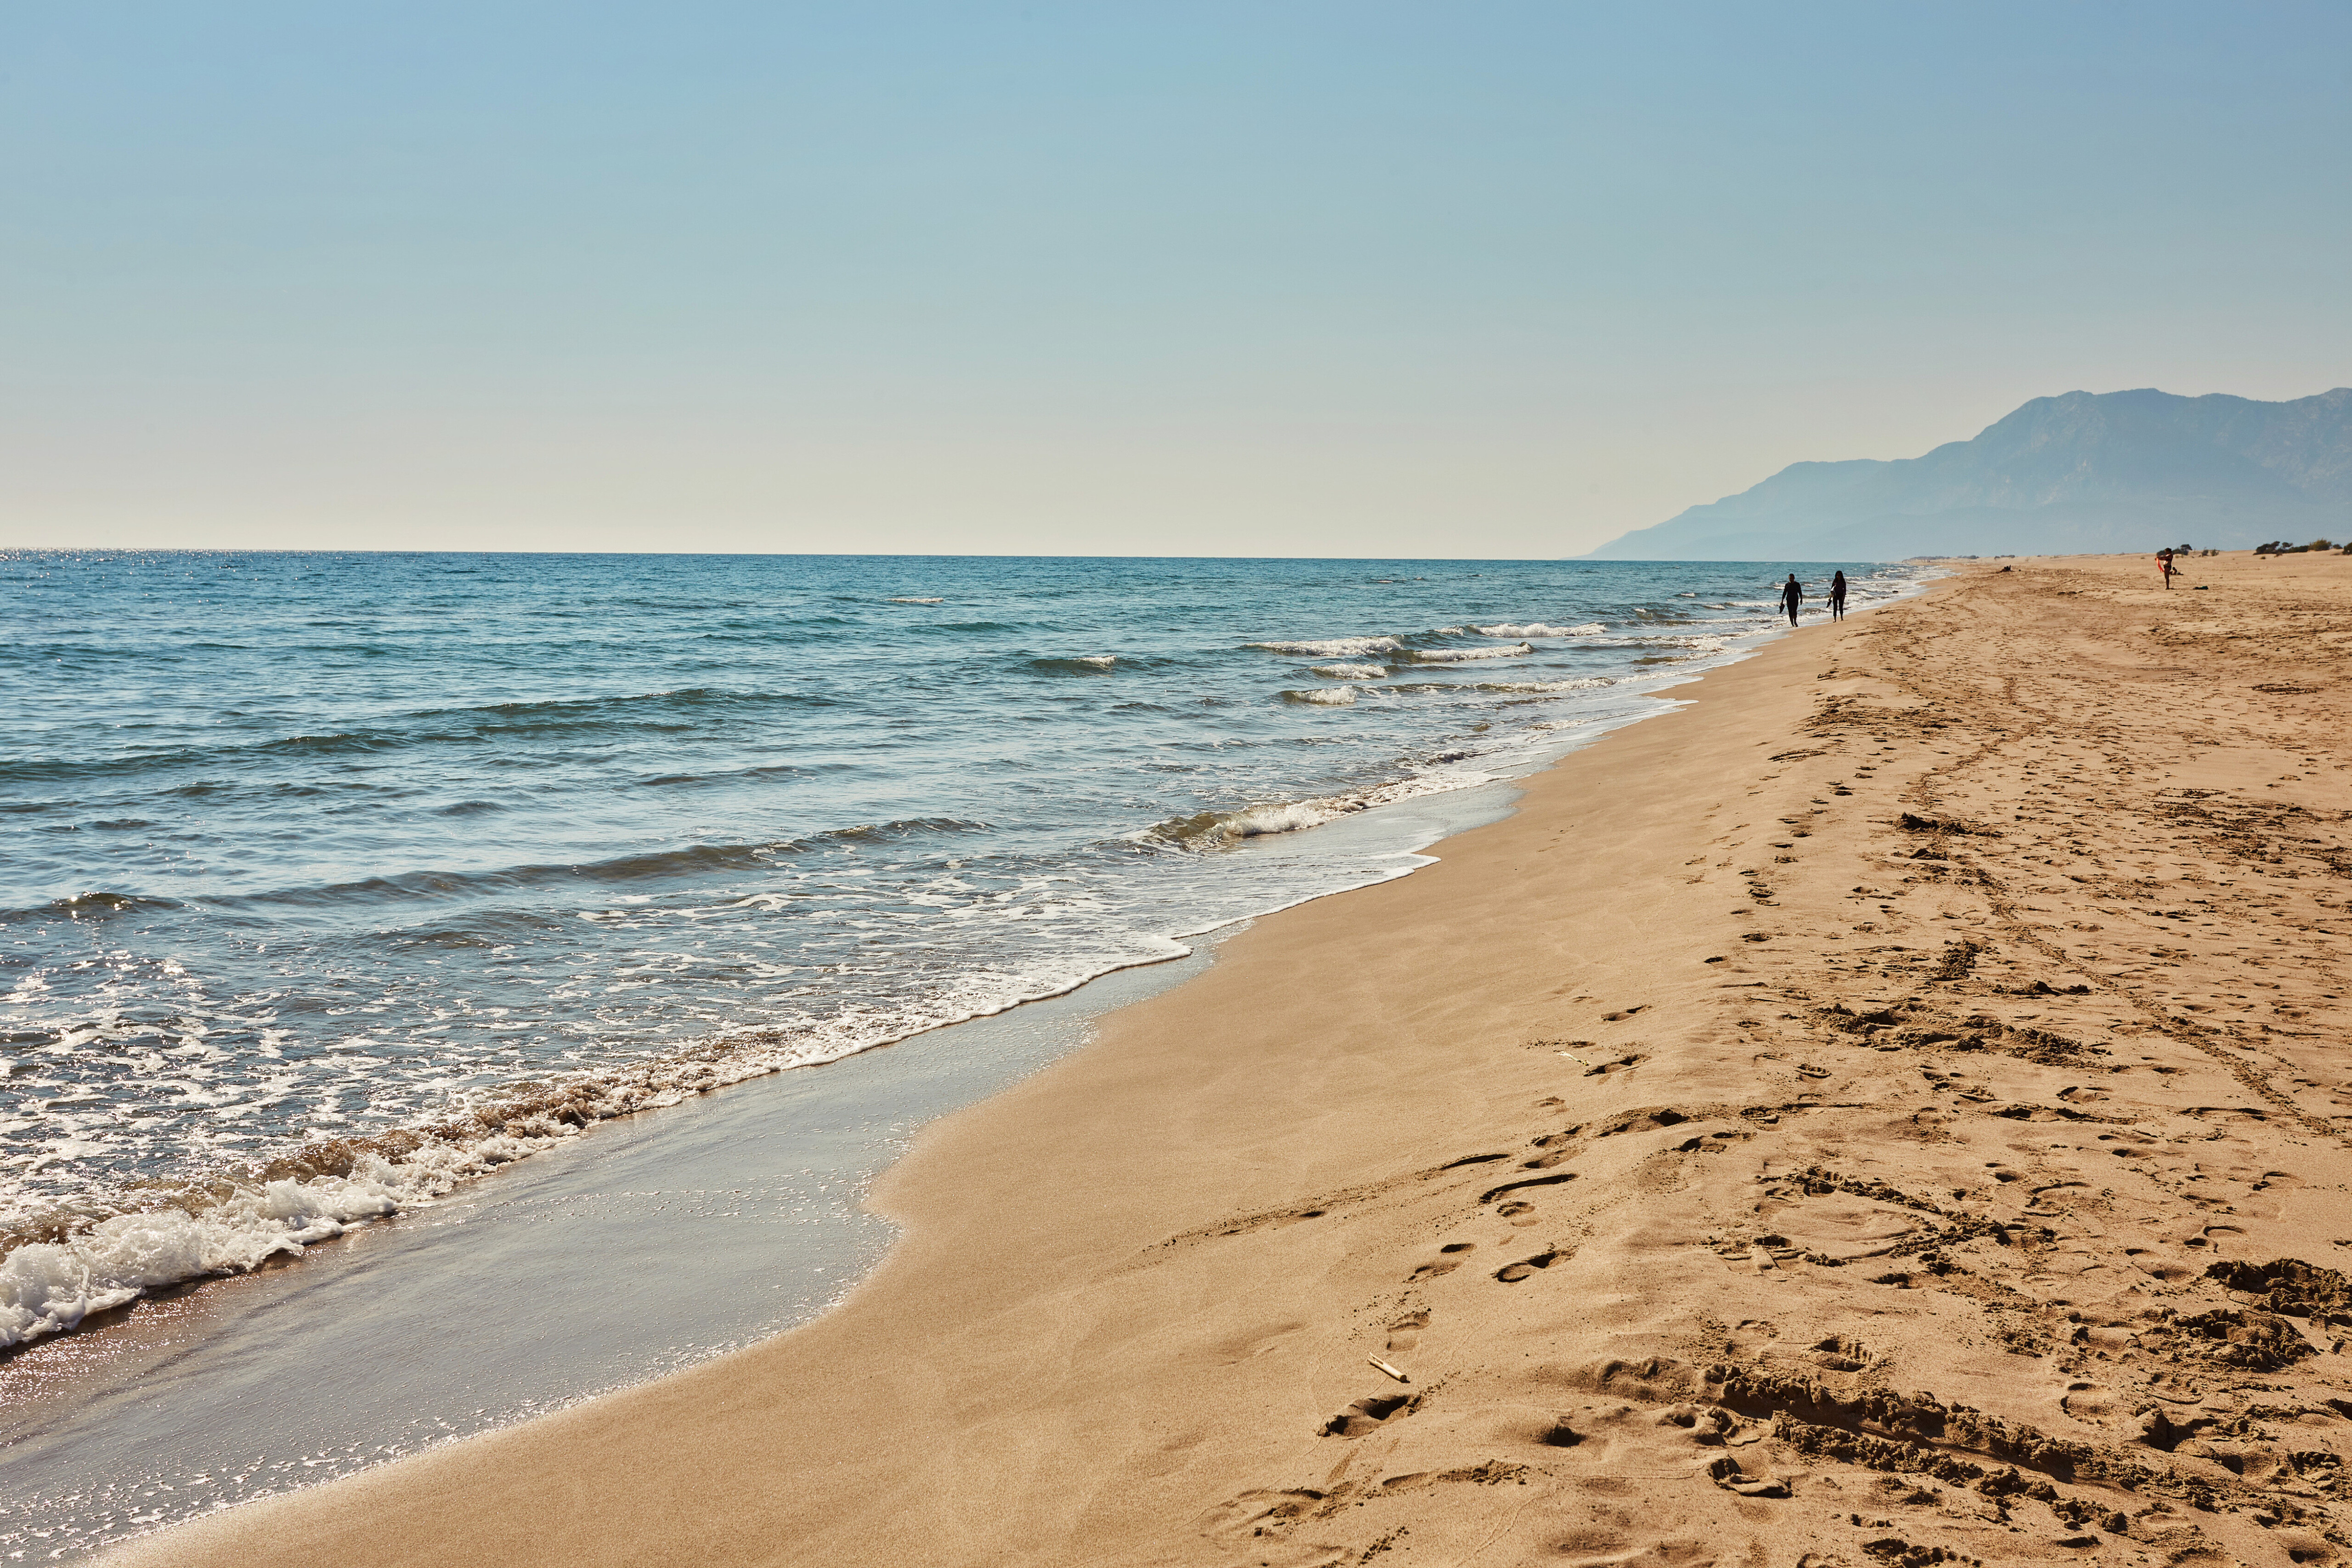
[1470,623,1606,638]
[1280,685,1357,705]
[888,597,944,604]
[0,930,1171,1349]
[4,821,996,921]
[0,1152,457,1347]
[1377,676,1617,696]
[1243,636,1403,657]
[1142,765,1499,851]
[0,1062,783,1349]
[1466,677,1618,693]
[0,689,840,785]
[0,890,182,927]
[1030,655,1118,674]
[1309,663,1387,679]
[1396,643,1534,663]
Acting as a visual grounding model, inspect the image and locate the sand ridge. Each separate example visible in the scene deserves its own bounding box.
[111,552,2352,1568]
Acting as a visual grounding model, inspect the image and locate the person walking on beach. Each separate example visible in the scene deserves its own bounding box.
[1781,573,1802,626]
[1829,570,1848,621]
[2157,548,2178,589]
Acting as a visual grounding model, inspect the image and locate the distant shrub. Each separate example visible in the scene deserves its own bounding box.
[2312,539,2336,551]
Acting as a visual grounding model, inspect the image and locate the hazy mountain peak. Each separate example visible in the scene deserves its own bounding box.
[1584,387,2352,560]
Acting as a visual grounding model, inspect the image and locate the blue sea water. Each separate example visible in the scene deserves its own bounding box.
[0,550,1922,1343]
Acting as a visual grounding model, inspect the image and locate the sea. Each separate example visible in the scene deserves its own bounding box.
[0,550,1926,1553]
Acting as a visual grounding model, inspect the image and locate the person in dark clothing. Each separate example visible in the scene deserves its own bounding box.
[1781,573,1802,626]
[1829,570,1848,621]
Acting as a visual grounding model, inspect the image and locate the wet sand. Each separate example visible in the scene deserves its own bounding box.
[114,551,2352,1568]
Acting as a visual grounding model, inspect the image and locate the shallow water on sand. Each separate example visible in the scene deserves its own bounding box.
[0,937,1225,1559]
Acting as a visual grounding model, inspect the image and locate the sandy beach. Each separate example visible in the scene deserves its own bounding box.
[113,550,2352,1568]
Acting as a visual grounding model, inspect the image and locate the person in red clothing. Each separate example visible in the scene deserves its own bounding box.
[2156,548,2178,589]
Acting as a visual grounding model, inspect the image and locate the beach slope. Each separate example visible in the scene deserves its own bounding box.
[115,552,2352,1568]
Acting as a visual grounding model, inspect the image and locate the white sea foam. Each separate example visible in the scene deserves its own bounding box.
[1310,663,1387,679]
[0,1154,465,1347]
[1148,763,1503,850]
[0,971,1131,1345]
[1244,636,1404,657]
[1075,654,1115,667]
[888,597,944,604]
[1221,801,1338,835]
[1378,676,1617,697]
[1475,677,1617,693]
[1283,685,1358,705]
[1398,643,1534,663]
[1471,623,1607,638]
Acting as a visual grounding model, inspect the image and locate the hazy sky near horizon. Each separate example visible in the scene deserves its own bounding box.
[5,2,2348,557]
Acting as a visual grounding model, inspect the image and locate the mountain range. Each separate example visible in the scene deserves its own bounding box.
[1583,387,2352,560]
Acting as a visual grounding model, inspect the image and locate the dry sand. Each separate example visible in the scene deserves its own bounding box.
[114,551,2352,1568]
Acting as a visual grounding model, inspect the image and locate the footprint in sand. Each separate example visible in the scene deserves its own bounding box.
[1320,1393,1414,1437]
[1385,1309,1428,1354]
[1407,1243,1476,1282]
[2183,1222,2245,1256]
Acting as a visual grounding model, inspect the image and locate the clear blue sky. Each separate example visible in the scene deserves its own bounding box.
[4,1,2346,555]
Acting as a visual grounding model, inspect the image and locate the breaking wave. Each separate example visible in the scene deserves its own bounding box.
[1244,636,1404,657]
[1396,643,1534,663]
[1143,764,1502,851]
[1471,622,1607,638]
[0,939,1170,1347]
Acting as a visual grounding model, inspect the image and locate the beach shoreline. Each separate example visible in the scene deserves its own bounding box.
[11,567,1914,1561]
[113,551,2352,1568]
[5,555,1895,1366]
